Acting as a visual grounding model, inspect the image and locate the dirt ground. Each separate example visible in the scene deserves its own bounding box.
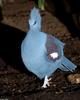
[0,0,80,100]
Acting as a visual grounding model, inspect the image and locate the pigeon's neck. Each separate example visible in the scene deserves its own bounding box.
[30,28,40,31]
[29,24,41,31]
[28,28,41,36]
[26,28,46,42]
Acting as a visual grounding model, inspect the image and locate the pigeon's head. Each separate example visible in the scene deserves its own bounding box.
[29,7,41,30]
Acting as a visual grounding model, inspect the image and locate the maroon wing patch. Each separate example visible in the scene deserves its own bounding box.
[46,35,59,61]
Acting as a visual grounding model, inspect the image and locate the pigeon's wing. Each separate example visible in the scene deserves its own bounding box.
[46,35,65,61]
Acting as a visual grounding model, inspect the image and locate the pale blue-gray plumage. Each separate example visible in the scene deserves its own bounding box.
[21,7,77,87]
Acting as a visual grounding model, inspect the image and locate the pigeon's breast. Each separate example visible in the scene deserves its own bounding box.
[21,31,47,64]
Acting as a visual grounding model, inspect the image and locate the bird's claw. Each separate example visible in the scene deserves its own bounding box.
[42,76,52,88]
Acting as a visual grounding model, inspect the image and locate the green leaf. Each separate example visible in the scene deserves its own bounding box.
[38,0,45,10]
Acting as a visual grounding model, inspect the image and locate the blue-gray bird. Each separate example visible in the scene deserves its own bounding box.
[21,7,77,88]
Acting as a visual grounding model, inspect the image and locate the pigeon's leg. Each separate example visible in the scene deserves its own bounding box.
[42,76,51,88]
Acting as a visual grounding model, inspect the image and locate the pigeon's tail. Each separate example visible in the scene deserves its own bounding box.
[60,56,77,72]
